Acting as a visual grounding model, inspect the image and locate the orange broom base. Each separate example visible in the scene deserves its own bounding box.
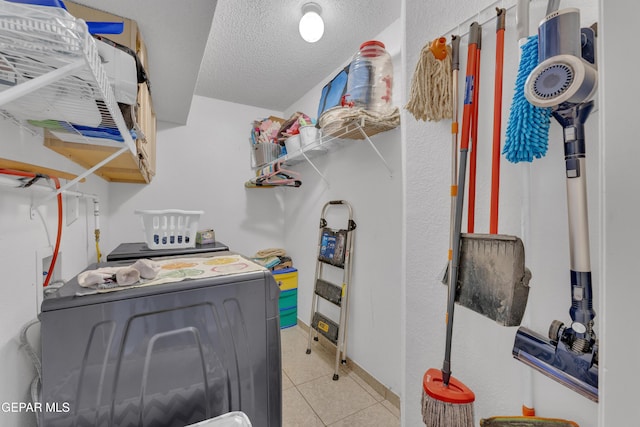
[423,368,475,404]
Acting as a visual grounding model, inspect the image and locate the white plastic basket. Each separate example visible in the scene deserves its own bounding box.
[135,209,203,250]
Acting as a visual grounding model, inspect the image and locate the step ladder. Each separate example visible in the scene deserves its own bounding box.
[306,200,356,380]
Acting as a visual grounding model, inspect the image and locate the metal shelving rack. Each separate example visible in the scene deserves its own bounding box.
[259,116,397,186]
[0,1,135,201]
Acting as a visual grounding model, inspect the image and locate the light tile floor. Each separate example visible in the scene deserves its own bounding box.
[281,325,400,427]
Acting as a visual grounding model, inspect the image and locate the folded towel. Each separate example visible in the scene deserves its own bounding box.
[115,267,140,287]
[78,268,117,287]
[131,258,161,279]
[77,259,160,289]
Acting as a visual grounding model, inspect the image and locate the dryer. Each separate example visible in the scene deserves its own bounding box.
[39,252,281,427]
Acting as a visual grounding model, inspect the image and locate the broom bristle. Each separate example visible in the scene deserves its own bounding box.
[422,368,475,427]
[422,391,474,427]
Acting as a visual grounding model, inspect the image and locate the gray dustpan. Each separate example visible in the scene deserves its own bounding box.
[456,233,531,326]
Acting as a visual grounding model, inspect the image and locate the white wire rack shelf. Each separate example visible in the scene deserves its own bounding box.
[0,1,136,199]
[268,112,399,185]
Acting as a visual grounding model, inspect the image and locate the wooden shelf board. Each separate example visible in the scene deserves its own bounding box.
[0,157,86,182]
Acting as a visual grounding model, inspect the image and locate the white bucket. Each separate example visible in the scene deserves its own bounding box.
[299,125,319,147]
[285,134,301,154]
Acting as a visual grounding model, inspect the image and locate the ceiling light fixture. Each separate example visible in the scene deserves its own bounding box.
[299,3,324,43]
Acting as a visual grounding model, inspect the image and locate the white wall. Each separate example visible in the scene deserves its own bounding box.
[404,0,600,426]
[599,1,640,425]
[0,121,109,427]
[105,96,286,257]
[281,19,403,394]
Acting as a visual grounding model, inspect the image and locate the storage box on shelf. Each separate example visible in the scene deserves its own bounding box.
[136,79,156,178]
[64,1,140,60]
[43,76,157,184]
[0,1,156,184]
[49,1,156,183]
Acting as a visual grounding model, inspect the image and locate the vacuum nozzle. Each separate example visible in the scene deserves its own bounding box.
[513,326,598,402]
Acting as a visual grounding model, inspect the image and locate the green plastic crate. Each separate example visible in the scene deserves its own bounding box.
[279,289,297,311]
[280,306,297,329]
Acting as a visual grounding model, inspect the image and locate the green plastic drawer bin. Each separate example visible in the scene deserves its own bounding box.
[279,289,297,311]
[280,306,297,329]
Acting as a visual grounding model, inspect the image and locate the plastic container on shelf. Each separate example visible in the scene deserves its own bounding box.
[299,125,319,147]
[252,142,281,167]
[346,40,393,114]
[285,134,301,154]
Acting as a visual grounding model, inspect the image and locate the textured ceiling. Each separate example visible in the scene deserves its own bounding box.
[195,0,402,111]
[70,0,400,124]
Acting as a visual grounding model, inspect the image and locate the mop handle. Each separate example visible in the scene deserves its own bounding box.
[448,35,461,264]
[490,8,506,234]
[443,22,480,386]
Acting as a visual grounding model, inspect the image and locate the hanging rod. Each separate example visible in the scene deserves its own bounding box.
[441,0,518,40]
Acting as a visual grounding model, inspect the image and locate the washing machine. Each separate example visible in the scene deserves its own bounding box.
[39,251,282,427]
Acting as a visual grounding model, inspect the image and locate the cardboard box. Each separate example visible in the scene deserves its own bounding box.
[65,1,137,51]
[44,132,150,183]
[196,229,216,245]
[136,81,156,178]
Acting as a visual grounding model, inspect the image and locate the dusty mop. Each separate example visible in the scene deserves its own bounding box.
[502,35,551,163]
[406,37,452,122]
[422,23,481,427]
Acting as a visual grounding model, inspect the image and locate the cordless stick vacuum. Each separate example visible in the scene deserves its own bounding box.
[512,8,599,402]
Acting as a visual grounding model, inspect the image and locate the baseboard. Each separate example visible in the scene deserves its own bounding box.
[295,320,400,410]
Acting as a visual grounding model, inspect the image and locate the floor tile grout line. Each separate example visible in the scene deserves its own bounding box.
[295,383,329,426]
[291,326,372,426]
[291,323,401,410]
[282,325,399,426]
[324,400,398,427]
[296,363,378,425]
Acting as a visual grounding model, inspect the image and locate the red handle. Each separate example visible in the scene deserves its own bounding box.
[459,44,478,152]
[490,12,506,234]
[467,38,482,234]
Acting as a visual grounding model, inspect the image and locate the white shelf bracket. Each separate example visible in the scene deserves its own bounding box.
[355,120,393,177]
[300,149,330,187]
[33,145,129,207]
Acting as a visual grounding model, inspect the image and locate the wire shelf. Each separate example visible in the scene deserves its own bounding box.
[0,1,135,155]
